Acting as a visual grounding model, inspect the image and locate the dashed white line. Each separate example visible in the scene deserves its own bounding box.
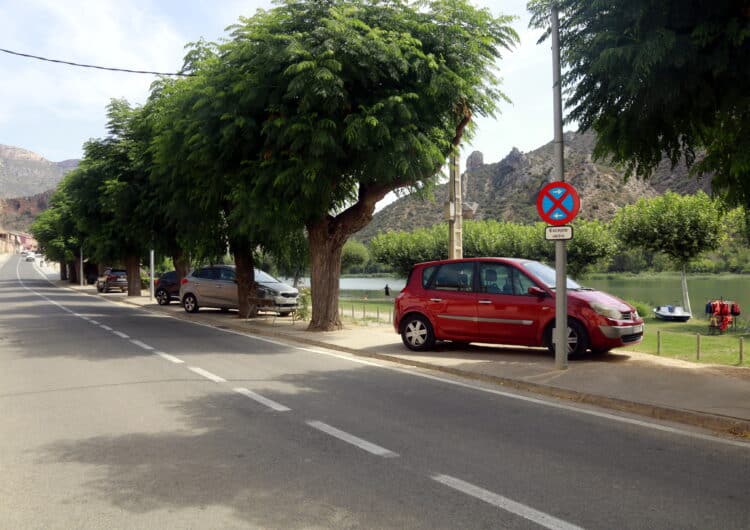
[188,366,226,383]
[112,331,130,339]
[89,320,100,325]
[306,420,398,458]
[100,325,113,331]
[130,340,154,351]
[432,474,583,530]
[234,387,291,412]
[155,351,184,364]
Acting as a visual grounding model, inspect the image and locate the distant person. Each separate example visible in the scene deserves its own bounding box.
[384,284,390,296]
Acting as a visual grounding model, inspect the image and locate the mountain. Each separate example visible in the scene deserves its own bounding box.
[355,132,713,242]
[0,144,78,199]
[0,190,54,232]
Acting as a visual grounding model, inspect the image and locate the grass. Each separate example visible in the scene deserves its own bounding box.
[626,316,750,367]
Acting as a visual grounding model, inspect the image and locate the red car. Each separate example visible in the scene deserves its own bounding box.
[394,258,644,356]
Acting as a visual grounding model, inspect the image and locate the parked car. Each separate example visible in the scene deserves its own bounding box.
[179,265,299,315]
[155,270,181,305]
[394,257,644,356]
[24,252,36,262]
[96,268,128,293]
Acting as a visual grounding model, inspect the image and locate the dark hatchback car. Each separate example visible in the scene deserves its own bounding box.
[394,257,644,356]
[155,270,181,305]
[96,268,128,293]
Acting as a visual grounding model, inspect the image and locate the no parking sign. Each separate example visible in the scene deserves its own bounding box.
[536,181,580,226]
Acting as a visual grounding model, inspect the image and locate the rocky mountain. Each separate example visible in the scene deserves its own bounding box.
[0,190,54,232]
[355,132,712,242]
[0,144,77,199]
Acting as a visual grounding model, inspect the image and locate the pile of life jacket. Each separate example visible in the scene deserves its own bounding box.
[705,300,741,332]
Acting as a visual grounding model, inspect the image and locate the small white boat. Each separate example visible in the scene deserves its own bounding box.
[653,305,691,322]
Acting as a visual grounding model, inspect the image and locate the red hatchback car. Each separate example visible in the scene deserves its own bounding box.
[394,258,644,356]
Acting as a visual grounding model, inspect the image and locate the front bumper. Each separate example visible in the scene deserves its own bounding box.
[599,323,644,343]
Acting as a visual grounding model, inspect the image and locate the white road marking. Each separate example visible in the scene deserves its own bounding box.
[432,474,584,530]
[188,366,226,383]
[89,320,100,325]
[154,351,184,364]
[234,387,290,412]
[112,331,129,339]
[100,325,113,331]
[306,420,398,458]
[130,340,154,351]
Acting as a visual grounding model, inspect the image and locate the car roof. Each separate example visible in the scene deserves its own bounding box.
[413,257,533,268]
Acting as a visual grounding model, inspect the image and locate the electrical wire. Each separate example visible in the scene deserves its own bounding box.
[0,47,194,76]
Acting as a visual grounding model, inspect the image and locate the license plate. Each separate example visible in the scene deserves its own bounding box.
[633,324,643,334]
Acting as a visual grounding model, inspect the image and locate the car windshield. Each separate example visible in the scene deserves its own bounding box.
[255,269,280,284]
[521,260,582,290]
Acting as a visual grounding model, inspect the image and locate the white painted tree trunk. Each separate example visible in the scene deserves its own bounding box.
[681,265,692,315]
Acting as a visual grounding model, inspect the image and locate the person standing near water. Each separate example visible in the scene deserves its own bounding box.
[384,284,390,296]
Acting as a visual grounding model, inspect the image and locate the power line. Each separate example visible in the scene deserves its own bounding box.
[0,47,194,76]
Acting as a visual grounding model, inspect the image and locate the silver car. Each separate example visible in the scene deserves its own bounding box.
[180,265,299,316]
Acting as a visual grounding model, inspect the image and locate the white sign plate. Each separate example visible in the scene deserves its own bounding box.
[545,225,573,240]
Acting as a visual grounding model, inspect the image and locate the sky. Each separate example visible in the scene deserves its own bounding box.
[0,0,558,182]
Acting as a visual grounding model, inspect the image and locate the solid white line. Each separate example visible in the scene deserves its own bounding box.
[100,325,113,331]
[130,340,154,351]
[432,474,583,530]
[188,366,226,383]
[112,331,129,339]
[306,420,398,458]
[154,351,184,364]
[89,320,100,325]
[234,387,291,412]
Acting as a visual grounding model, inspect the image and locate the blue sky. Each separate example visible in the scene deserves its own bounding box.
[0,0,557,172]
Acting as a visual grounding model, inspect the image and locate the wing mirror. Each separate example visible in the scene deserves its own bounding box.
[528,286,547,297]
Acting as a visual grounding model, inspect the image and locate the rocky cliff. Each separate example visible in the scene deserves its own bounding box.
[0,144,77,199]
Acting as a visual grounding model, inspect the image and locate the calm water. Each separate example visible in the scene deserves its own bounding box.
[330,274,750,317]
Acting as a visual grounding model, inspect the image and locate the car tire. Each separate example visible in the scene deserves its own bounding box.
[401,314,435,351]
[97,283,104,293]
[183,293,199,313]
[545,318,589,357]
[156,288,170,305]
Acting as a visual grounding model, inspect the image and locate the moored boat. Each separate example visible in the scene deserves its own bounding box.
[653,305,691,322]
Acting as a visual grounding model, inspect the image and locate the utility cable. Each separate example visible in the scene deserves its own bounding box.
[0,47,194,76]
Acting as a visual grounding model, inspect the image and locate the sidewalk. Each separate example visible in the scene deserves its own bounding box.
[56,279,750,439]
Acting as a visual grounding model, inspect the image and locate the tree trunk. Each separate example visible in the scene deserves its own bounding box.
[307,219,346,330]
[125,255,141,296]
[59,261,68,281]
[68,261,78,284]
[172,251,189,282]
[230,238,256,319]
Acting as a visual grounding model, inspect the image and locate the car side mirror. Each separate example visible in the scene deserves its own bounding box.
[528,286,547,297]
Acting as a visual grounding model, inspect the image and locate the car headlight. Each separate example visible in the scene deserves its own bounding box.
[590,302,622,320]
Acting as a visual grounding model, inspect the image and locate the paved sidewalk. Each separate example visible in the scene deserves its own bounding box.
[48,278,750,439]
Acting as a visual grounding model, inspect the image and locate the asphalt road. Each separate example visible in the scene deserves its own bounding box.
[1,255,748,529]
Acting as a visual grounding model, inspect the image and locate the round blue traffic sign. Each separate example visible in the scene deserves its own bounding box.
[536,181,580,226]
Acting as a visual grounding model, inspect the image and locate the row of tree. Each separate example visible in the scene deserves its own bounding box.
[31,0,519,330]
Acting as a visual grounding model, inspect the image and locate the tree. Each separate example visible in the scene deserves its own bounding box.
[341,240,370,273]
[191,0,518,330]
[613,192,723,315]
[528,1,750,210]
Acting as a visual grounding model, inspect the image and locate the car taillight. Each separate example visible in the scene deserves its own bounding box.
[180,278,189,285]
[108,275,117,281]
[154,279,160,287]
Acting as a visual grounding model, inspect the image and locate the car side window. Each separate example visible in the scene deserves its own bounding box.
[479,263,514,294]
[421,266,437,289]
[220,268,236,282]
[430,263,474,292]
[195,267,219,280]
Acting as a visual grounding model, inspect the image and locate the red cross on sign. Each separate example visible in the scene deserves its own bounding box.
[536,181,580,226]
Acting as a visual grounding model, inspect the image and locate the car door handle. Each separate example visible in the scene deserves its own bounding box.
[430,298,443,302]
[478,300,492,304]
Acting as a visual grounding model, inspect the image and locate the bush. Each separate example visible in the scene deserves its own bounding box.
[628,300,653,320]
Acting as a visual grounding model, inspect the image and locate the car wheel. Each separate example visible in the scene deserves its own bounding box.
[183,293,199,313]
[97,283,104,293]
[401,314,435,351]
[156,288,170,305]
[545,319,589,358]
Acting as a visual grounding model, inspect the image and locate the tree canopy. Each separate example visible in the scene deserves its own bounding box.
[529,0,750,208]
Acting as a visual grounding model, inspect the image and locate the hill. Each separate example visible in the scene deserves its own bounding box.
[0,144,77,199]
[355,132,712,242]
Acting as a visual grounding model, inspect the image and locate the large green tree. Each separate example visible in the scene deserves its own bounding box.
[185,0,518,330]
[613,192,723,315]
[529,0,750,210]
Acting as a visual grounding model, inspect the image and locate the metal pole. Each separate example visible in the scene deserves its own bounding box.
[551,4,567,370]
[149,249,155,301]
[80,246,84,287]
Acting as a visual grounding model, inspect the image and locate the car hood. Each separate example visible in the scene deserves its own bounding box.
[258,280,298,295]
[569,289,633,310]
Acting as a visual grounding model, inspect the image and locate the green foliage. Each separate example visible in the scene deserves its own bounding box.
[529,0,750,210]
[341,239,370,273]
[295,287,311,321]
[370,224,448,277]
[613,192,723,266]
